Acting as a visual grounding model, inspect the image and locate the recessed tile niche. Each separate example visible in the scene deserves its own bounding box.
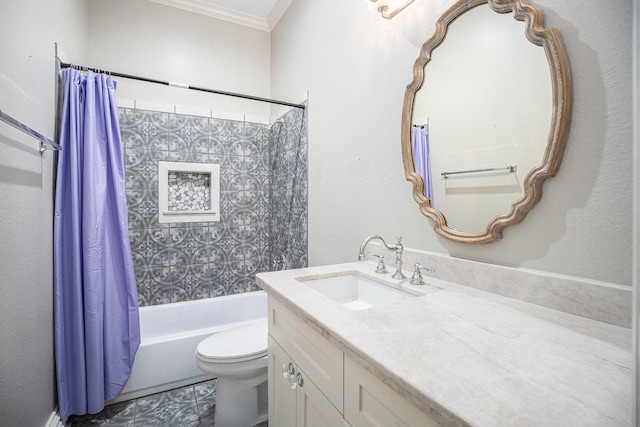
[158,161,220,223]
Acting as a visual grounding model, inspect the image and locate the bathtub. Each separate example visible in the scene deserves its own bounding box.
[107,291,267,404]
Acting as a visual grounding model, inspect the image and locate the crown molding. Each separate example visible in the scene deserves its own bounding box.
[267,0,293,30]
[150,0,291,32]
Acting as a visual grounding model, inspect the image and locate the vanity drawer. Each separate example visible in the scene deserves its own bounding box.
[344,356,440,427]
[268,295,344,413]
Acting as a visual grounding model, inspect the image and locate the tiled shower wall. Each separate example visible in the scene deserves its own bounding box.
[119,106,307,306]
[268,107,308,271]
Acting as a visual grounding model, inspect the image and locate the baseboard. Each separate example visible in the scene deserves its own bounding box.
[45,408,63,427]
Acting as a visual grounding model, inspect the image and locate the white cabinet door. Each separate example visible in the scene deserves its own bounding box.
[269,335,347,427]
[269,335,297,426]
[344,357,441,427]
[296,365,349,427]
[269,295,344,412]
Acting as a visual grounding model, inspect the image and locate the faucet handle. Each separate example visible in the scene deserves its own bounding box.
[371,253,388,274]
[410,263,435,285]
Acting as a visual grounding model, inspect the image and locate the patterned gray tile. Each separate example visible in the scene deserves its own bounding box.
[168,113,209,154]
[209,281,228,297]
[135,268,164,306]
[173,266,209,302]
[120,105,307,306]
[209,245,228,266]
[133,193,163,226]
[123,109,170,151]
[208,258,227,283]
[66,399,136,426]
[129,228,171,268]
[194,380,217,418]
[209,119,243,152]
[64,380,267,427]
[134,387,199,426]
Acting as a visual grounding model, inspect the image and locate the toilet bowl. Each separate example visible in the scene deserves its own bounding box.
[196,320,269,427]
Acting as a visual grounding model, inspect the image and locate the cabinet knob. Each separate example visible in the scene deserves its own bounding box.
[289,371,298,390]
[296,372,304,388]
[281,362,295,379]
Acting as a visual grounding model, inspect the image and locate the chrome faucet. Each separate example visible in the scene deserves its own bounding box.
[371,253,388,274]
[410,263,435,285]
[358,235,407,280]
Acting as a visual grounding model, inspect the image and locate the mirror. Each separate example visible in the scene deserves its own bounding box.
[401,0,572,243]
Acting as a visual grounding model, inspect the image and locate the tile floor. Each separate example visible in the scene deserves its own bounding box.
[65,379,268,426]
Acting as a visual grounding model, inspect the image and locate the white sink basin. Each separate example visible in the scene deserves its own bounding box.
[297,274,416,310]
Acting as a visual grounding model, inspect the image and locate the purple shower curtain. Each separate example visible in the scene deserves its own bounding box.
[412,125,433,200]
[54,68,140,422]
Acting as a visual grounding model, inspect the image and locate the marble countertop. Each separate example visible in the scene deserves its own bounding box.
[256,262,632,427]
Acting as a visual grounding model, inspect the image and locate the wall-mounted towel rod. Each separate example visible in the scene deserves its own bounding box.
[441,164,517,179]
[412,116,429,129]
[0,109,61,153]
[59,62,306,110]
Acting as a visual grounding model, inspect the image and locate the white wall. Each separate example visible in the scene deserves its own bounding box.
[271,0,633,286]
[88,0,272,119]
[0,0,89,425]
[634,2,639,422]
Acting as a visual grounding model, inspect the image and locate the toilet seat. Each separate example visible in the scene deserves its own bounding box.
[197,321,268,363]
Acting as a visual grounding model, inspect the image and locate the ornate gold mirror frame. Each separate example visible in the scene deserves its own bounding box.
[401,0,572,243]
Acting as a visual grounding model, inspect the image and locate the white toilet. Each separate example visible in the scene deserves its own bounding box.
[196,320,269,427]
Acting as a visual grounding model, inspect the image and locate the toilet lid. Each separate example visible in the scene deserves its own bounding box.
[197,321,268,363]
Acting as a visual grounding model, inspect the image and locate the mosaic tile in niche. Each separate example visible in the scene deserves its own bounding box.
[168,172,212,211]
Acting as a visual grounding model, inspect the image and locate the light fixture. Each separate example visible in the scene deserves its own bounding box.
[367,0,415,19]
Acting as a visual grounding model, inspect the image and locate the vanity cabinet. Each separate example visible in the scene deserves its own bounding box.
[268,295,345,426]
[268,295,344,411]
[267,295,441,427]
[268,335,297,425]
[269,336,347,426]
[344,357,441,427]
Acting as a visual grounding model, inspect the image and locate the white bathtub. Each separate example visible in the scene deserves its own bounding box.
[108,291,267,404]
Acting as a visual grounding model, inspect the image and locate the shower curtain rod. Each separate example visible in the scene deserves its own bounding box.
[0,109,61,153]
[59,62,306,110]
